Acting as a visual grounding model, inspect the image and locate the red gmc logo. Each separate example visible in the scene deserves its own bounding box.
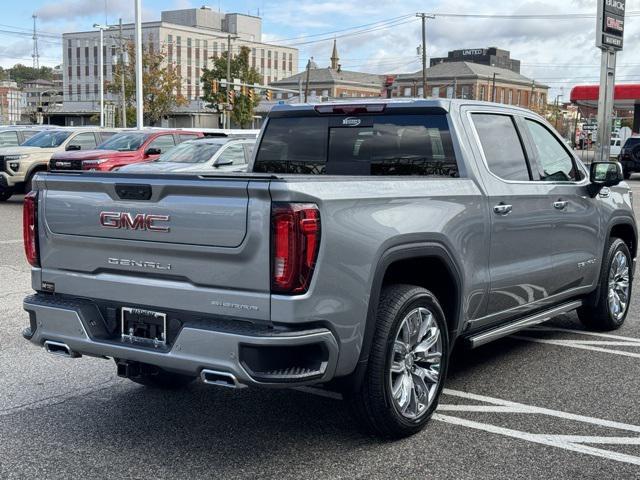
[99,212,170,233]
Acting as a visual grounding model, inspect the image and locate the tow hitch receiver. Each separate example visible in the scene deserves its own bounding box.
[116,360,158,379]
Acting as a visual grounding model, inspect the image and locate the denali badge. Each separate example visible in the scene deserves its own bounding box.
[342,117,362,127]
[108,258,172,270]
[55,161,71,167]
[100,211,170,232]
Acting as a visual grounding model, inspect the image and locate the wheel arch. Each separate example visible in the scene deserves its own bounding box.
[339,242,463,392]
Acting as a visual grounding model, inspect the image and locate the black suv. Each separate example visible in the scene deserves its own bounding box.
[619,136,640,179]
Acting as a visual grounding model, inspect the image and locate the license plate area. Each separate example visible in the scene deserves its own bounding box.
[121,307,167,347]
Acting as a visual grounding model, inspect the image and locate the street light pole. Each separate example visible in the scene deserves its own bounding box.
[119,18,126,128]
[134,0,143,128]
[491,73,497,102]
[93,24,107,127]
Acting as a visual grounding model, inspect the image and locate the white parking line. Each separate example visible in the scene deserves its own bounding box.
[511,336,640,358]
[0,239,21,245]
[512,326,640,357]
[435,389,640,466]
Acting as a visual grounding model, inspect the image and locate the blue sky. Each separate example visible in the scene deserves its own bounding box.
[3,0,640,99]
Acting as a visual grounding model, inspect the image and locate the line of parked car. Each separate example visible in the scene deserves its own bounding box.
[0,125,259,201]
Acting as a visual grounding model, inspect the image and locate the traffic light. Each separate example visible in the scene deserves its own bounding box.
[211,79,219,94]
[248,88,255,103]
[227,89,235,105]
[264,89,272,101]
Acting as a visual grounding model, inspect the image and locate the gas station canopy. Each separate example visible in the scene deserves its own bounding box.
[570,84,640,109]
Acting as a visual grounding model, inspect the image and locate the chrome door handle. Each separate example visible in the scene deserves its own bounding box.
[553,200,568,210]
[493,204,512,215]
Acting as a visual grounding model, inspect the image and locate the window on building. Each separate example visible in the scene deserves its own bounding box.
[403,87,412,97]
[68,84,72,99]
[461,86,470,99]
[85,65,89,76]
[517,90,522,106]
[322,89,329,97]
[68,66,72,79]
[431,87,439,98]
[213,42,218,58]
[94,84,98,95]
[84,46,89,60]
[289,53,293,71]
[94,64,98,76]
[480,85,486,101]
[93,45,98,61]
[446,86,454,99]
[274,51,278,70]
[417,87,424,97]
[472,113,531,181]
[508,90,513,105]
[85,84,90,98]
[77,65,81,77]
[252,48,256,68]
[203,40,208,67]
[76,46,80,61]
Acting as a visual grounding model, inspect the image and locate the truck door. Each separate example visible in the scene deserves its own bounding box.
[470,112,557,322]
[520,117,601,295]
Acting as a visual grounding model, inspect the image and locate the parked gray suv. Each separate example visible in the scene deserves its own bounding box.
[22,100,636,438]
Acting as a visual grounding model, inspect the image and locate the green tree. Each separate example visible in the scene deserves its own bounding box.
[5,64,53,85]
[200,46,261,128]
[106,40,187,126]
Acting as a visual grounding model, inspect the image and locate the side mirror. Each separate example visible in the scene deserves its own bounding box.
[214,157,233,167]
[588,161,624,196]
[66,144,81,151]
[145,147,162,156]
[590,161,623,186]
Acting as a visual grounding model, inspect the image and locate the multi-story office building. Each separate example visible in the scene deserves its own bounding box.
[431,47,521,74]
[60,6,299,125]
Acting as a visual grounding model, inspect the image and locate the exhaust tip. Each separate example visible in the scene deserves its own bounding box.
[200,369,245,389]
[44,340,80,358]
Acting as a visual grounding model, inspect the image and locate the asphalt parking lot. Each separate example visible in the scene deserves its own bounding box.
[2,183,640,479]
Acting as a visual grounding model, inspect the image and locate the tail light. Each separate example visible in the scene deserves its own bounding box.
[271,203,321,294]
[23,191,39,267]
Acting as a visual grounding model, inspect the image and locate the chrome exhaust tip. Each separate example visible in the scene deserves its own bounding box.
[200,369,245,389]
[43,340,80,358]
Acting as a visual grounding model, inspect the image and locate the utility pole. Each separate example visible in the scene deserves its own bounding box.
[530,80,536,109]
[555,94,563,130]
[416,13,434,99]
[304,58,312,102]
[298,78,303,103]
[32,14,39,69]
[119,18,126,128]
[134,0,143,128]
[491,73,497,102]
[226,34,232,129]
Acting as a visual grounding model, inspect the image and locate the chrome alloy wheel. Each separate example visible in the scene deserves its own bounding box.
[608,250,631,321]
[388,307,443,420]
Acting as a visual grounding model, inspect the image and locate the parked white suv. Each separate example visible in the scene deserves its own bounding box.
[0,127,117,201]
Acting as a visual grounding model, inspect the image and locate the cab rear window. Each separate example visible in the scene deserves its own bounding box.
[254,114,458,177]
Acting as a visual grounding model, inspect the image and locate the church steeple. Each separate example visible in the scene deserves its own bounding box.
[330,39,339,70]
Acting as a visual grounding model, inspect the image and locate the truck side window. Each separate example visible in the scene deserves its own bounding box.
[472,113,531,181]
[525,119,582,182]
[68,132,98,150]
[147,134,176,153]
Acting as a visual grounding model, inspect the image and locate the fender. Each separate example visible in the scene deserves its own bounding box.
[586,216,638,309]
[343,241,464,392]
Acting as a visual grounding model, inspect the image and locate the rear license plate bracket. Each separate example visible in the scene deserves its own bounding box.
[121,307,167,347]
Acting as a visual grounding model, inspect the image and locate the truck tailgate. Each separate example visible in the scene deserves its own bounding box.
[38,174,272,322]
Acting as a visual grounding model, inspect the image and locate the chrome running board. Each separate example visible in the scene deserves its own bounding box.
[467,300,583,348]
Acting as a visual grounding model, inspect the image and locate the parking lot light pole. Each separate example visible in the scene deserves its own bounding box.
[134,0,143,129]
[93,24,108,127]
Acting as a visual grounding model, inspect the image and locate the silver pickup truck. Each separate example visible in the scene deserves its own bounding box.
[22,100,636,438]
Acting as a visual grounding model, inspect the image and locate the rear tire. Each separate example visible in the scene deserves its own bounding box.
[348,284,449,438]
[578,238,632,331]
[128,369,196,390]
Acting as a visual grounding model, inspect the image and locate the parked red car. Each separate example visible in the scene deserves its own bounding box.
[49,129,204,171]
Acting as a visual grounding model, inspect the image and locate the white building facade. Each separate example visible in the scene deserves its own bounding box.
[61,7,299,116]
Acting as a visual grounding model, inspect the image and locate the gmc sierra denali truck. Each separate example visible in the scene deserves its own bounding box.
[22,100,636,438]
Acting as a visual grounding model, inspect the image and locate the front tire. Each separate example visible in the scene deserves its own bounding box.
[0,189,12,202]
[349,284,449,438]
[578,238,632,330]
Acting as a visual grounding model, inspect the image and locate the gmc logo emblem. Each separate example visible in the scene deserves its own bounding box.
[99,212,170,233]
